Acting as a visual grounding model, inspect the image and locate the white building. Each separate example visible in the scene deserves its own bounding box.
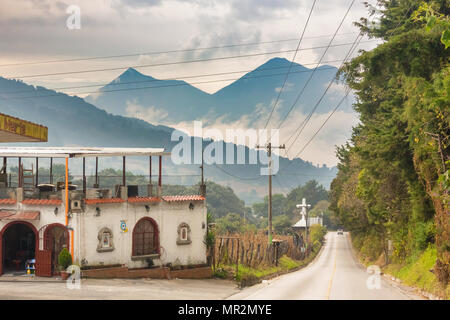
[0,147,207,276]
[292,216,323,229]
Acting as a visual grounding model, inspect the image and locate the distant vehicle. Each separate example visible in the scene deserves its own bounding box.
[337,229,344,235]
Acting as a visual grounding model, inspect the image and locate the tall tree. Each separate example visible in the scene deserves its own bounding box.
[331,0,449,285]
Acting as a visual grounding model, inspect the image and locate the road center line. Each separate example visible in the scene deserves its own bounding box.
[325,236,337,300]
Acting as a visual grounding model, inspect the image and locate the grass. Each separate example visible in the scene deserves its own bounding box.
[233,255,301,286]
[383,245,448,299]
[350,233,448,299]
[216,250,322,287]
[212,230,326,287]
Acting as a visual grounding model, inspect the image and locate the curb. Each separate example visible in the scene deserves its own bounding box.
[0,278,66,283]
[236,239,326,289]
[381,273,444,300]
[348,233,445,300]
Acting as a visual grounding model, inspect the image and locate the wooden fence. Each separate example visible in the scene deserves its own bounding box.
[212,231,306,271]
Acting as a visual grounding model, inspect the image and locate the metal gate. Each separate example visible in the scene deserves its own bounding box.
[36,224,68,277]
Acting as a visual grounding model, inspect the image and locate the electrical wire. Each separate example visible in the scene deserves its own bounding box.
[0,32,359,68]
[263,0,317,129]
[4,40,377,80]
[284,32,363,154]
[274,0,357,136]
[0,59,370,100]
[0,58,368,95]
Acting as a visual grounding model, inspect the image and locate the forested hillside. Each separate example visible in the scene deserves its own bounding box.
[330,0,449,296]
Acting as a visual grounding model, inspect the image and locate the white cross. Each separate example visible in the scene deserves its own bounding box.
[296,198,311,221]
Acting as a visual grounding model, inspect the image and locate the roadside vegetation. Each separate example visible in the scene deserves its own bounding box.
[330,0,449,298]
[203,179,331,287]
[211,229,327,287]
[215,248,324,287]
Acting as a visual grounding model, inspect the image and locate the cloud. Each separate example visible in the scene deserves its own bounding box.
[125,100,169,123]
[1,0,372,166]
[125,95,359,166]
[275,82,294,93]
[113,0,162,8]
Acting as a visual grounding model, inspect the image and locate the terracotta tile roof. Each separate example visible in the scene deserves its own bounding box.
[162,195,205,202]
[22,199,62,205]
[0,211,14,218]
[128,197,161,203]
[85,198,125,205]
[0,211,40,220]
[0,199,16,205]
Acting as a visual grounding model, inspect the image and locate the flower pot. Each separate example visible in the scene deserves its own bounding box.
[60,271,69,280]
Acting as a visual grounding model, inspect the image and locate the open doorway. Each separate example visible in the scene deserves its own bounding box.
[44,224,69,274]
[2,222,37,275]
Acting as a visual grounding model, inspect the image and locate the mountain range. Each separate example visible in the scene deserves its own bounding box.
[85,57,349,124]
[0,58,340,204]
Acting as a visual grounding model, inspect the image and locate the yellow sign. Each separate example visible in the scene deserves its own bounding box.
[0,113,48,142]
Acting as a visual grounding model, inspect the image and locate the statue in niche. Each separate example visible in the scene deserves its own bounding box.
[97,227,114,252]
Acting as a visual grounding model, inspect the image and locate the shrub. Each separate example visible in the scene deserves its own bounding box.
[58,248,72,270]
[310,225,327,245]
[213,268,227,279]
[359,231,384,263]
[279,256,300,270]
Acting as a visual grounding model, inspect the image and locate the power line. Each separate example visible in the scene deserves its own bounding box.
[0,60,365,100]
[211,163,264,181]
[0,57,373,95]
[274,0,357,136]
[196,2,418,183]
[5,40,377,80]
[0,32,359,68]
[263,0,317,129]
[211,163,335,181]
[290,89,351,160]
[284,32,363,154]
[282,0,418,159]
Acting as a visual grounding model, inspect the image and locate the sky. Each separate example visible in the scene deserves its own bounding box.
[0,0,380,166]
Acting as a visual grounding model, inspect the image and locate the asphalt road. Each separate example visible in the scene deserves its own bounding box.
[0,278,239,300]
[229,232,423,300]
[0,232,423,300]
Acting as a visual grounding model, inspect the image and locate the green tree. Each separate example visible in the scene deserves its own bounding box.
[252,194,287,218]
[273,214,294,235]
[215,213,245,234]
[331,0,449,285]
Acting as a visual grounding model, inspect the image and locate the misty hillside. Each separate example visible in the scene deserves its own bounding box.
[0,76,336,203]
[85,57,348,124]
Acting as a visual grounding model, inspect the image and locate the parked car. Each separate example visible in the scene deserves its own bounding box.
[337,229,344,235]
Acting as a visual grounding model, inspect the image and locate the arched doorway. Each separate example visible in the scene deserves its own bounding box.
[43,224,69,274]
[0,221,38,275]
[132,217,159,257]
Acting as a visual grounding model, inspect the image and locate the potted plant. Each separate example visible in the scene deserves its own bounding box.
[58,247,73,280]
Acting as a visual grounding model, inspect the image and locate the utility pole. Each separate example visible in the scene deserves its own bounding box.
[296,198,311,254]
[256,142,285,244]
[200,137,206,197]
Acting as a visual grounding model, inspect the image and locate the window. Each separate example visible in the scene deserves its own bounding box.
[132,218,159,257]
[97,227,114,252]
[177,223,191,245]
[181,227,188,241]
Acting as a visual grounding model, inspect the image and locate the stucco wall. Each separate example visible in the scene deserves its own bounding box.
[80,200,206,268]
[0,199,207,269]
